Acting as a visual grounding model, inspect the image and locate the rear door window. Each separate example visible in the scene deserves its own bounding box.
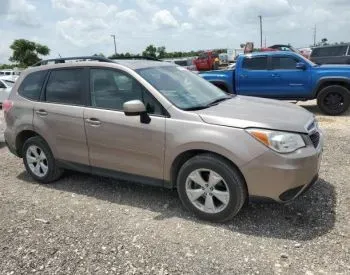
[242,56,268,70]
[45,69,85,105]
[18,70,47,101]
[271,57,298,70]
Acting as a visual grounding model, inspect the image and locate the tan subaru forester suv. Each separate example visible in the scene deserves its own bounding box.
[3,56,323,222]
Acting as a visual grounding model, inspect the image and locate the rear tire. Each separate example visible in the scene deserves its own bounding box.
[22,136,63,183]
[177,154,247,222]
[317,85,350,115]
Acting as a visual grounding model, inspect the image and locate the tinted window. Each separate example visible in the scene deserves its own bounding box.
[45,69,84,105]
[242,56,268,70]
[0,81,5,89]
[90,69,164,115]
[199,52,208,59]
[272,57,298,70]
[312,46,348,57]
[18,71,47,101]
[174,60,188,66]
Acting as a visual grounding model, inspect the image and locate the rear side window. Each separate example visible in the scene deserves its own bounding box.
[271,57,298,70]
[312,46,348,57]
[18,71,47,101]
[45,69,84,105]
[242,56,268,70]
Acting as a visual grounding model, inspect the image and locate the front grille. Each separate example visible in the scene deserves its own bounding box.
[309,131,320,148]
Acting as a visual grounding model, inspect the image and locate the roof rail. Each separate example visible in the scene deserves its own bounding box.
[110,55,161,61]
[33,56,114,66]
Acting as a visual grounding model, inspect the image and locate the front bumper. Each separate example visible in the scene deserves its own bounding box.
[241,132,323,203]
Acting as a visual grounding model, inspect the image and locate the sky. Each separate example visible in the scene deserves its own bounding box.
[1,0,350,63]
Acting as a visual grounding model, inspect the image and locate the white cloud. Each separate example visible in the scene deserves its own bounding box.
[6,0,40,27]
[152,10,179,29]
[52,0,118,18]
[136,0,159,13]
[56,17,111,47]
[2,0,350,64]
[173,6,183,17]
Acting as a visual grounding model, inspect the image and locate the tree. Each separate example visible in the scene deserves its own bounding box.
[9,39,50,67]
[156,46,166,58]
[93,53,105,57]
[142,45,157,58]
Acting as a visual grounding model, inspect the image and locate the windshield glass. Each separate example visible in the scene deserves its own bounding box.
[298,53,317,66]
[136,66,229,110]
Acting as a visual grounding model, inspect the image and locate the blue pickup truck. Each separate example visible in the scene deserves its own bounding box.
[200,51,350,115]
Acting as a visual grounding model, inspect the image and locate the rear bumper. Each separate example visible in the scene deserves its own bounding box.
[4,130,19,157]
[241,134,323,203]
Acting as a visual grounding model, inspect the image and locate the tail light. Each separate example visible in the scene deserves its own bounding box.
[3,100,13,113]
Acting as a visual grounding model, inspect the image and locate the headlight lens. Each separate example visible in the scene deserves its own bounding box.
[246,128,306,153]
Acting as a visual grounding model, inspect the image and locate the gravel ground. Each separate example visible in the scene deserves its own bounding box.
[0,102,349,275]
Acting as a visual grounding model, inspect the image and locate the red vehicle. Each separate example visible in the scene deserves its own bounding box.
[193,51,219,71]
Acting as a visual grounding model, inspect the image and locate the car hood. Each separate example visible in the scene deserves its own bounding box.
[195,96,313,133]
[315,64,350,70]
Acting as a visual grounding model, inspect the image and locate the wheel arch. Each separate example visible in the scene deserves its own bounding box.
[169,149,247,193]
[15,130,43,157]
[313,77,350,97]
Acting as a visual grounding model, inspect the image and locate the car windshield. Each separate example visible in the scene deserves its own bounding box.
[298,53,317,66]
[136,66,231,110]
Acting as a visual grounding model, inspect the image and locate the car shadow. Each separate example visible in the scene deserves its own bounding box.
[16,171,336,241]
[299,103,350,116]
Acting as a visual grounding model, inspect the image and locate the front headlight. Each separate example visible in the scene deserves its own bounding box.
[246,128,306,153]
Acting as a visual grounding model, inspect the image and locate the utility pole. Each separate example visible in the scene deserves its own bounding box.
[313,25,317,46]
[111,34,117,55]
[258,15,263,48]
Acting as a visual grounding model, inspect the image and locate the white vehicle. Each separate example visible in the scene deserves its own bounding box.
[0,78,14,105]
[0,70,21,81]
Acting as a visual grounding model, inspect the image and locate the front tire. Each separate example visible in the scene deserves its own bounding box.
[177,154,247,222]
[317,85,350,115]
[22,136,63,183]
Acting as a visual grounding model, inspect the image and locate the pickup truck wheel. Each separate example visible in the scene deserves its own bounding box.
[177,154,247,222]
[317,85,350,115]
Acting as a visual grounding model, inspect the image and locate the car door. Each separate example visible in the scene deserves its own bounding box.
[84,68,166,183]
[33,68,89,166]
[237,55,273,97]
[270,56,311,98]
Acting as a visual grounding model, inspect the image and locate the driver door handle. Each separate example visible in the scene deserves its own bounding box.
[36,109,48,116]
[85,118,101,126]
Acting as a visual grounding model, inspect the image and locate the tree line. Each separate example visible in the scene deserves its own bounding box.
[2,39,350,69]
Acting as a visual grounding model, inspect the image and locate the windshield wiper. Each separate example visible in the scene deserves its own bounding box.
[183,96,232,111]
[206,96,232,106]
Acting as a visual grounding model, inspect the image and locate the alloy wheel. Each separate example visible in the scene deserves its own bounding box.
[185,169,230,214]
[26,145,48,178]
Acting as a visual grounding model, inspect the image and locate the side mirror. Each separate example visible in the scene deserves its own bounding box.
[296,62,306,70]
[123,100,146,116]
